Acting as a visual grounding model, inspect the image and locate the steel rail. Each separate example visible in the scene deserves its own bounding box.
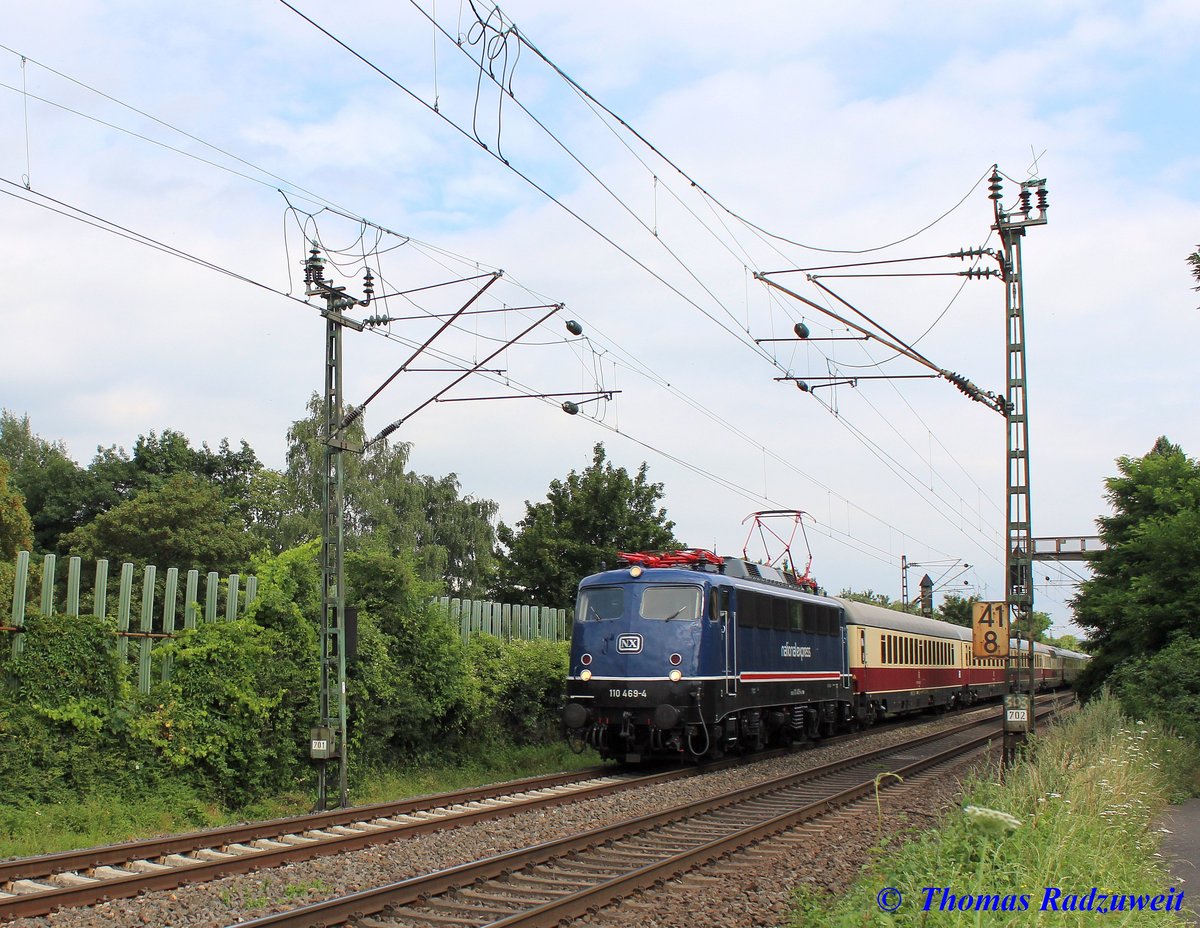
[227,696,1071,928]
[0,766,608,884]
[493,701,1066,928]
[0,742,813,921]
[0,764,695,920]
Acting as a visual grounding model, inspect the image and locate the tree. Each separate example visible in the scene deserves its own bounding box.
[1072,437,1200,698]
[0,414,271,554]
[0,456,34,558]
[63,474,258,572]
[839,590,913,613]
[0,412,93,552]
[936,593,980,627]
[494,443,679,607]
[281,394,498,596]
[1045,632,1085,652]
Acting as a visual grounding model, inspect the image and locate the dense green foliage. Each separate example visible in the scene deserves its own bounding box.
[0,409,573,819]
[0,542,571,813]
[0,613,126,800]
[792,696,1200,926]
[1108,636,1200,745]
[0,455,33,558]
[495,442,678,607]
[0,413,264,554]
[1072,437,1200,702]
[467,636,571,744]
[282,394,498,596]
[839,589,914,612]
[63,474,258,573]
[936,592,978,626]
[1,406,499,597]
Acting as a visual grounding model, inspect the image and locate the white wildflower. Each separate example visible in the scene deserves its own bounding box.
[963,805,1022,836]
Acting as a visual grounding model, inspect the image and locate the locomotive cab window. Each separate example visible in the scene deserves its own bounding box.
[577,587,624,621]
[640,586,702,621]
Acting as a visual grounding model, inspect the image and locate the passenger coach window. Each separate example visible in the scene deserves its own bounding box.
[577,587,624,621]
[640,586,702,621]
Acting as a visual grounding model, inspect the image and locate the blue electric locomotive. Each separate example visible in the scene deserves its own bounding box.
[562,550,853,762]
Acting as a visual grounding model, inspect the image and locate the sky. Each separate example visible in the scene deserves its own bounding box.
[2,1,1198,635]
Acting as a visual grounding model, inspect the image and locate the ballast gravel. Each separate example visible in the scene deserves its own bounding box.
[7,710,1000,928]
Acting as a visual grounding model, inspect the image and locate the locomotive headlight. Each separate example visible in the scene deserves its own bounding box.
[580,669,592,682]
[629,566,643,577]
[669,669,682,683]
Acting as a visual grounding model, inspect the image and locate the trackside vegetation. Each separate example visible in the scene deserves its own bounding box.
[1,410,693,859]
[791,695,1200,927]
[0,542,583,858]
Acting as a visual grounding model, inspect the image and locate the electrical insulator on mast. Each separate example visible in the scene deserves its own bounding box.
[988,169,1004,201]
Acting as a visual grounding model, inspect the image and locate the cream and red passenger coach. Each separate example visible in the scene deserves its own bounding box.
[563,549,1088,762]
[843,597,1085,719]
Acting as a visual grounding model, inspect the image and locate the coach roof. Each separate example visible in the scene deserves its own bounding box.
[835,597,974,641]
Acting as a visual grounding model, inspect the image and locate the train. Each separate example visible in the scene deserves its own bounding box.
[561,549,1088,762]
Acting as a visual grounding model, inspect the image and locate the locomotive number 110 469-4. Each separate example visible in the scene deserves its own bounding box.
[609,688,649,699]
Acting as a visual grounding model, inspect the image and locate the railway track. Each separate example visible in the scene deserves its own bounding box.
[0,697,1061,923]
[223,694,1071,928]
[0,763,699,920]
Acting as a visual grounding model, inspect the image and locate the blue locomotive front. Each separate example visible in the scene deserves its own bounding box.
[563,565,718,761]
[562,552,851,762]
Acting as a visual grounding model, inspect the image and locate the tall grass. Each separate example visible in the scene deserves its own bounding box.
[792,695,1200,926]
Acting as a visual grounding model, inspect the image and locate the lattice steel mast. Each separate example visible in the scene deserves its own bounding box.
[305,245,372,810]
[990,167,1049,731]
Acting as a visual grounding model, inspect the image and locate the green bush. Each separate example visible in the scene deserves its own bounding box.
[1109,634,1200,746]
[131,620,311,806]
[0,612,129,805]
[467,635,568,745]
[0,542,573,815]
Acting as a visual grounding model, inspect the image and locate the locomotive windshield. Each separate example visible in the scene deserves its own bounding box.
[577,586,624,622]
[639,585,702,622]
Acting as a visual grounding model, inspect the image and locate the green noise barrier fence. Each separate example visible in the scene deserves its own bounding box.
[4,551,256,694]
[4,554,570,695]
[432,596,571,644]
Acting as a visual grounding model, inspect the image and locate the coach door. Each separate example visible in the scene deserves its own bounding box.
[721,588,737,695]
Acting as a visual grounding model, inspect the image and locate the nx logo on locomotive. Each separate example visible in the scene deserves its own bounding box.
[617,634,643,653]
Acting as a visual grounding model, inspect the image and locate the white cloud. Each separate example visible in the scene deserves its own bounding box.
[1,0,1197,634]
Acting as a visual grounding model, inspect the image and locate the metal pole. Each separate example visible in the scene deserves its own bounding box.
[992,168,1048,757]
[308,246,355,810]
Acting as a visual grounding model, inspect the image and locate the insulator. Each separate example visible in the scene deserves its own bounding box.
[794,321,810,339]
[306,245,324,284]
[1019,189,1032,212]
[796,381,810,393]
[340,405,362,429]
[363,268,374,294]
[988,170,1003,200]
[565,319,583,336]
[562,401,580,415]
[1036,185,1049,211]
